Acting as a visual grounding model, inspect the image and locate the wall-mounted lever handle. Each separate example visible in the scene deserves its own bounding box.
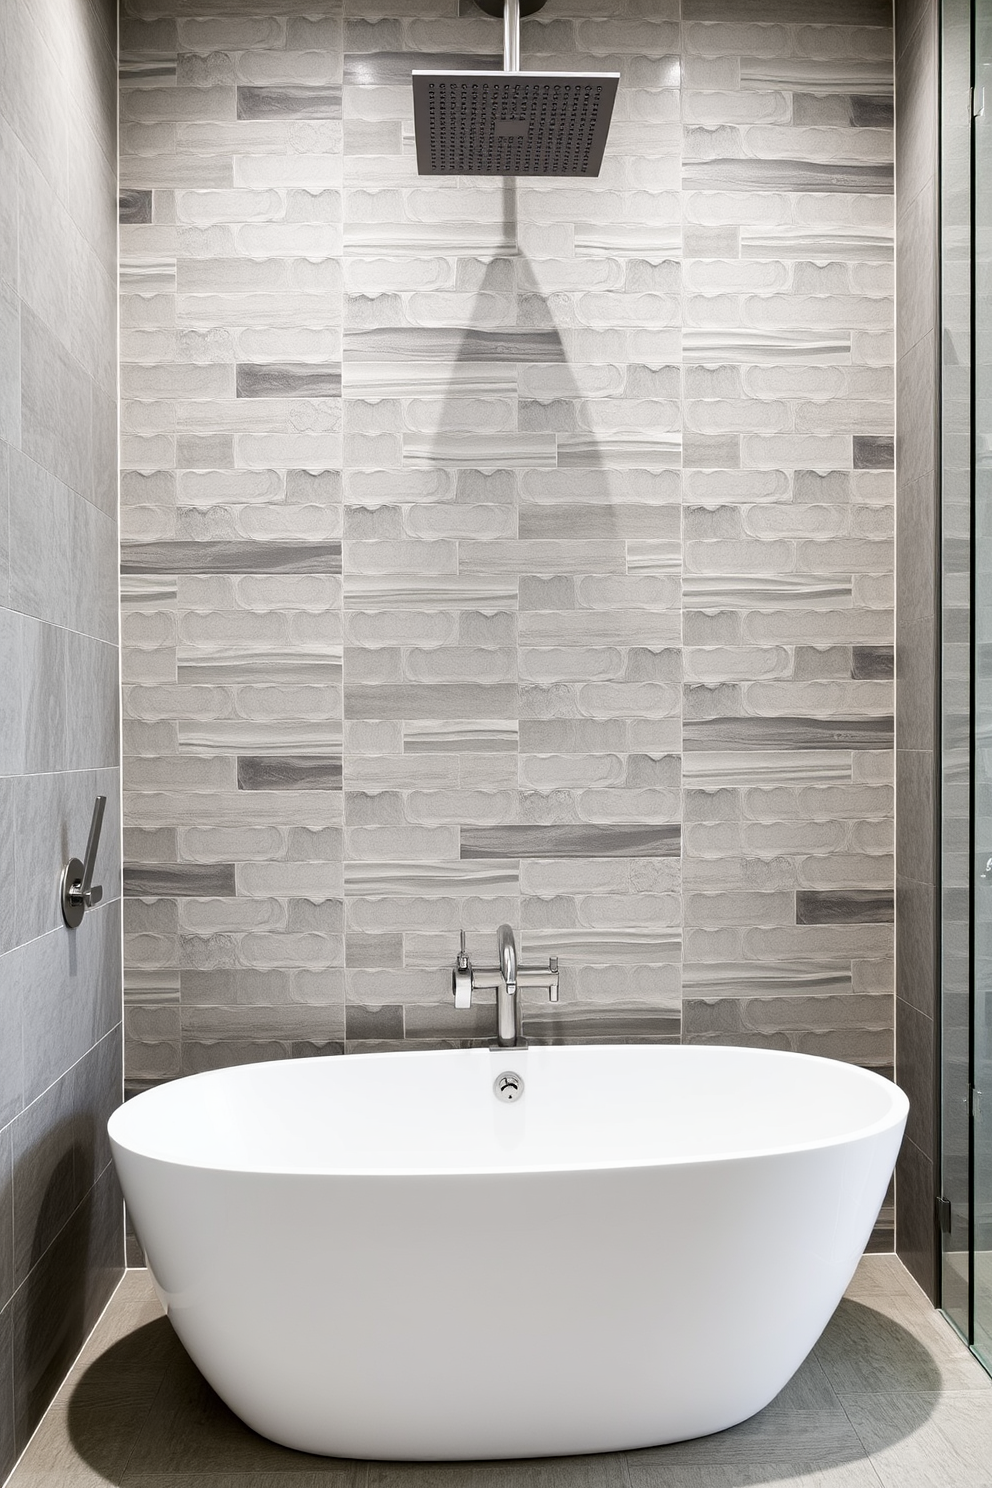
[452,929,473,1009]
[60,796,107,929]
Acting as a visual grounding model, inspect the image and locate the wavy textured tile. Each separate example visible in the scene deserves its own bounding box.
[345,682,519,719]
[236,755,343,790]
[740,227,893,259]
[681,961,854,996]
[178,720,342,752]
[344,860,518,893]
[344,327,567,362]
[403,721,518,752]
[119,189,153,224]
[683,329,852,362]
[236,363,342,397]
[119,0,895,1076]
[345,51,501,86]
[237,85,341,119]
[124,864,237,896]
[122,541,343,574]
[796,889,895,925]
[684,717,894,751]
[852,644,894,680]
[461,824,681,859]
[853,433,895,469]
[344,576,516,609]
[684,158,893,193]
[682,750,854,786]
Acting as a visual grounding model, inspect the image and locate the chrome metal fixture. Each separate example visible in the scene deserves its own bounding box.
[493,1070,524,1102]
[411,0,619,177]
[60,795,106,929]
[450,924,559,1048]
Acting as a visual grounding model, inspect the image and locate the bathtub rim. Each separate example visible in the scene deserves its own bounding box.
[108,1043,909,1179]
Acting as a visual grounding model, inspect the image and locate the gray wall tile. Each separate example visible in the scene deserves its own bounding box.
[0,1126,11,1314]
[895,1133,936,1299]
[796,890,895,925]
[0,609,24,778]
[462,825,682,859]
[125,863,236,896]
[18,901,122,1108]
[19,618,68,774]
[896,994,937,1159]
[8,449,72,630]
[19,304,94,501]
[895,873,937,1016]
[0,952,22,1132]
[0,444,9,610]
[0,784,13,958]
[11,1070,77,1291]
[122,540,343,574]
[10,1161,122,1451]
[0,285,20,449]
[0,0,121,1458]
[896,615,938,753]
[237,755,343,790]
[120,189,152,224]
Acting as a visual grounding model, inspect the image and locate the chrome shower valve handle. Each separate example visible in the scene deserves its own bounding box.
[60,795,107,929]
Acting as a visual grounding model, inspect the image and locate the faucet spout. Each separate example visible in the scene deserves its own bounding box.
[496,924,518,1047]
[497,923,517,991]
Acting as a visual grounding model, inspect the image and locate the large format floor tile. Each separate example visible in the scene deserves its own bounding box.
[4,1256,991,1488]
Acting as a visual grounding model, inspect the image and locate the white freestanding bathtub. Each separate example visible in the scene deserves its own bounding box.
[109,1045,907,1461]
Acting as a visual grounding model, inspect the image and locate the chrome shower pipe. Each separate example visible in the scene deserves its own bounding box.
[504,0,520,72]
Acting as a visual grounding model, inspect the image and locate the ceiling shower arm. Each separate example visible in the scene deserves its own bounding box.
[504,0,520,73]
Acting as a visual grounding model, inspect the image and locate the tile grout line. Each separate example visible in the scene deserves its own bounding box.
[831,1387,891,1488]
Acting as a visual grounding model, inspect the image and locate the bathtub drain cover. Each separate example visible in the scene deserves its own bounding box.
[494,1071,524,1102]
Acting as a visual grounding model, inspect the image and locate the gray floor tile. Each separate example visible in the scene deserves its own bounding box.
[842,1391,992,1488]
[817,1295,992,1395]
[842,1255,918,1299]
[765,1353,842,1414]
[624,1465,884,1487]
[125,1475,365,1487]
[367,1461,627,1488]
[12,1394,154,1481]
[4,1463,135,1488]
[65,1277,167,1381]
[627,1411,865,1468]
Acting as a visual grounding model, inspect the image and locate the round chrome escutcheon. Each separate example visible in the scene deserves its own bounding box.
[494,1071,524,1102]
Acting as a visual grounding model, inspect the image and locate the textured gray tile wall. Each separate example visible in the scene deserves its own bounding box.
[0,0,123,1475]
[119,0,896,1173]
[893,0,940,1304]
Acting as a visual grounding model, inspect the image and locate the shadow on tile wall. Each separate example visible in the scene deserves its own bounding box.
[119,0,896,1168]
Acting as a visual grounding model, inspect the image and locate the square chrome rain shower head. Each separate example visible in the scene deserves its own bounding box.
[411,70,619,176]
